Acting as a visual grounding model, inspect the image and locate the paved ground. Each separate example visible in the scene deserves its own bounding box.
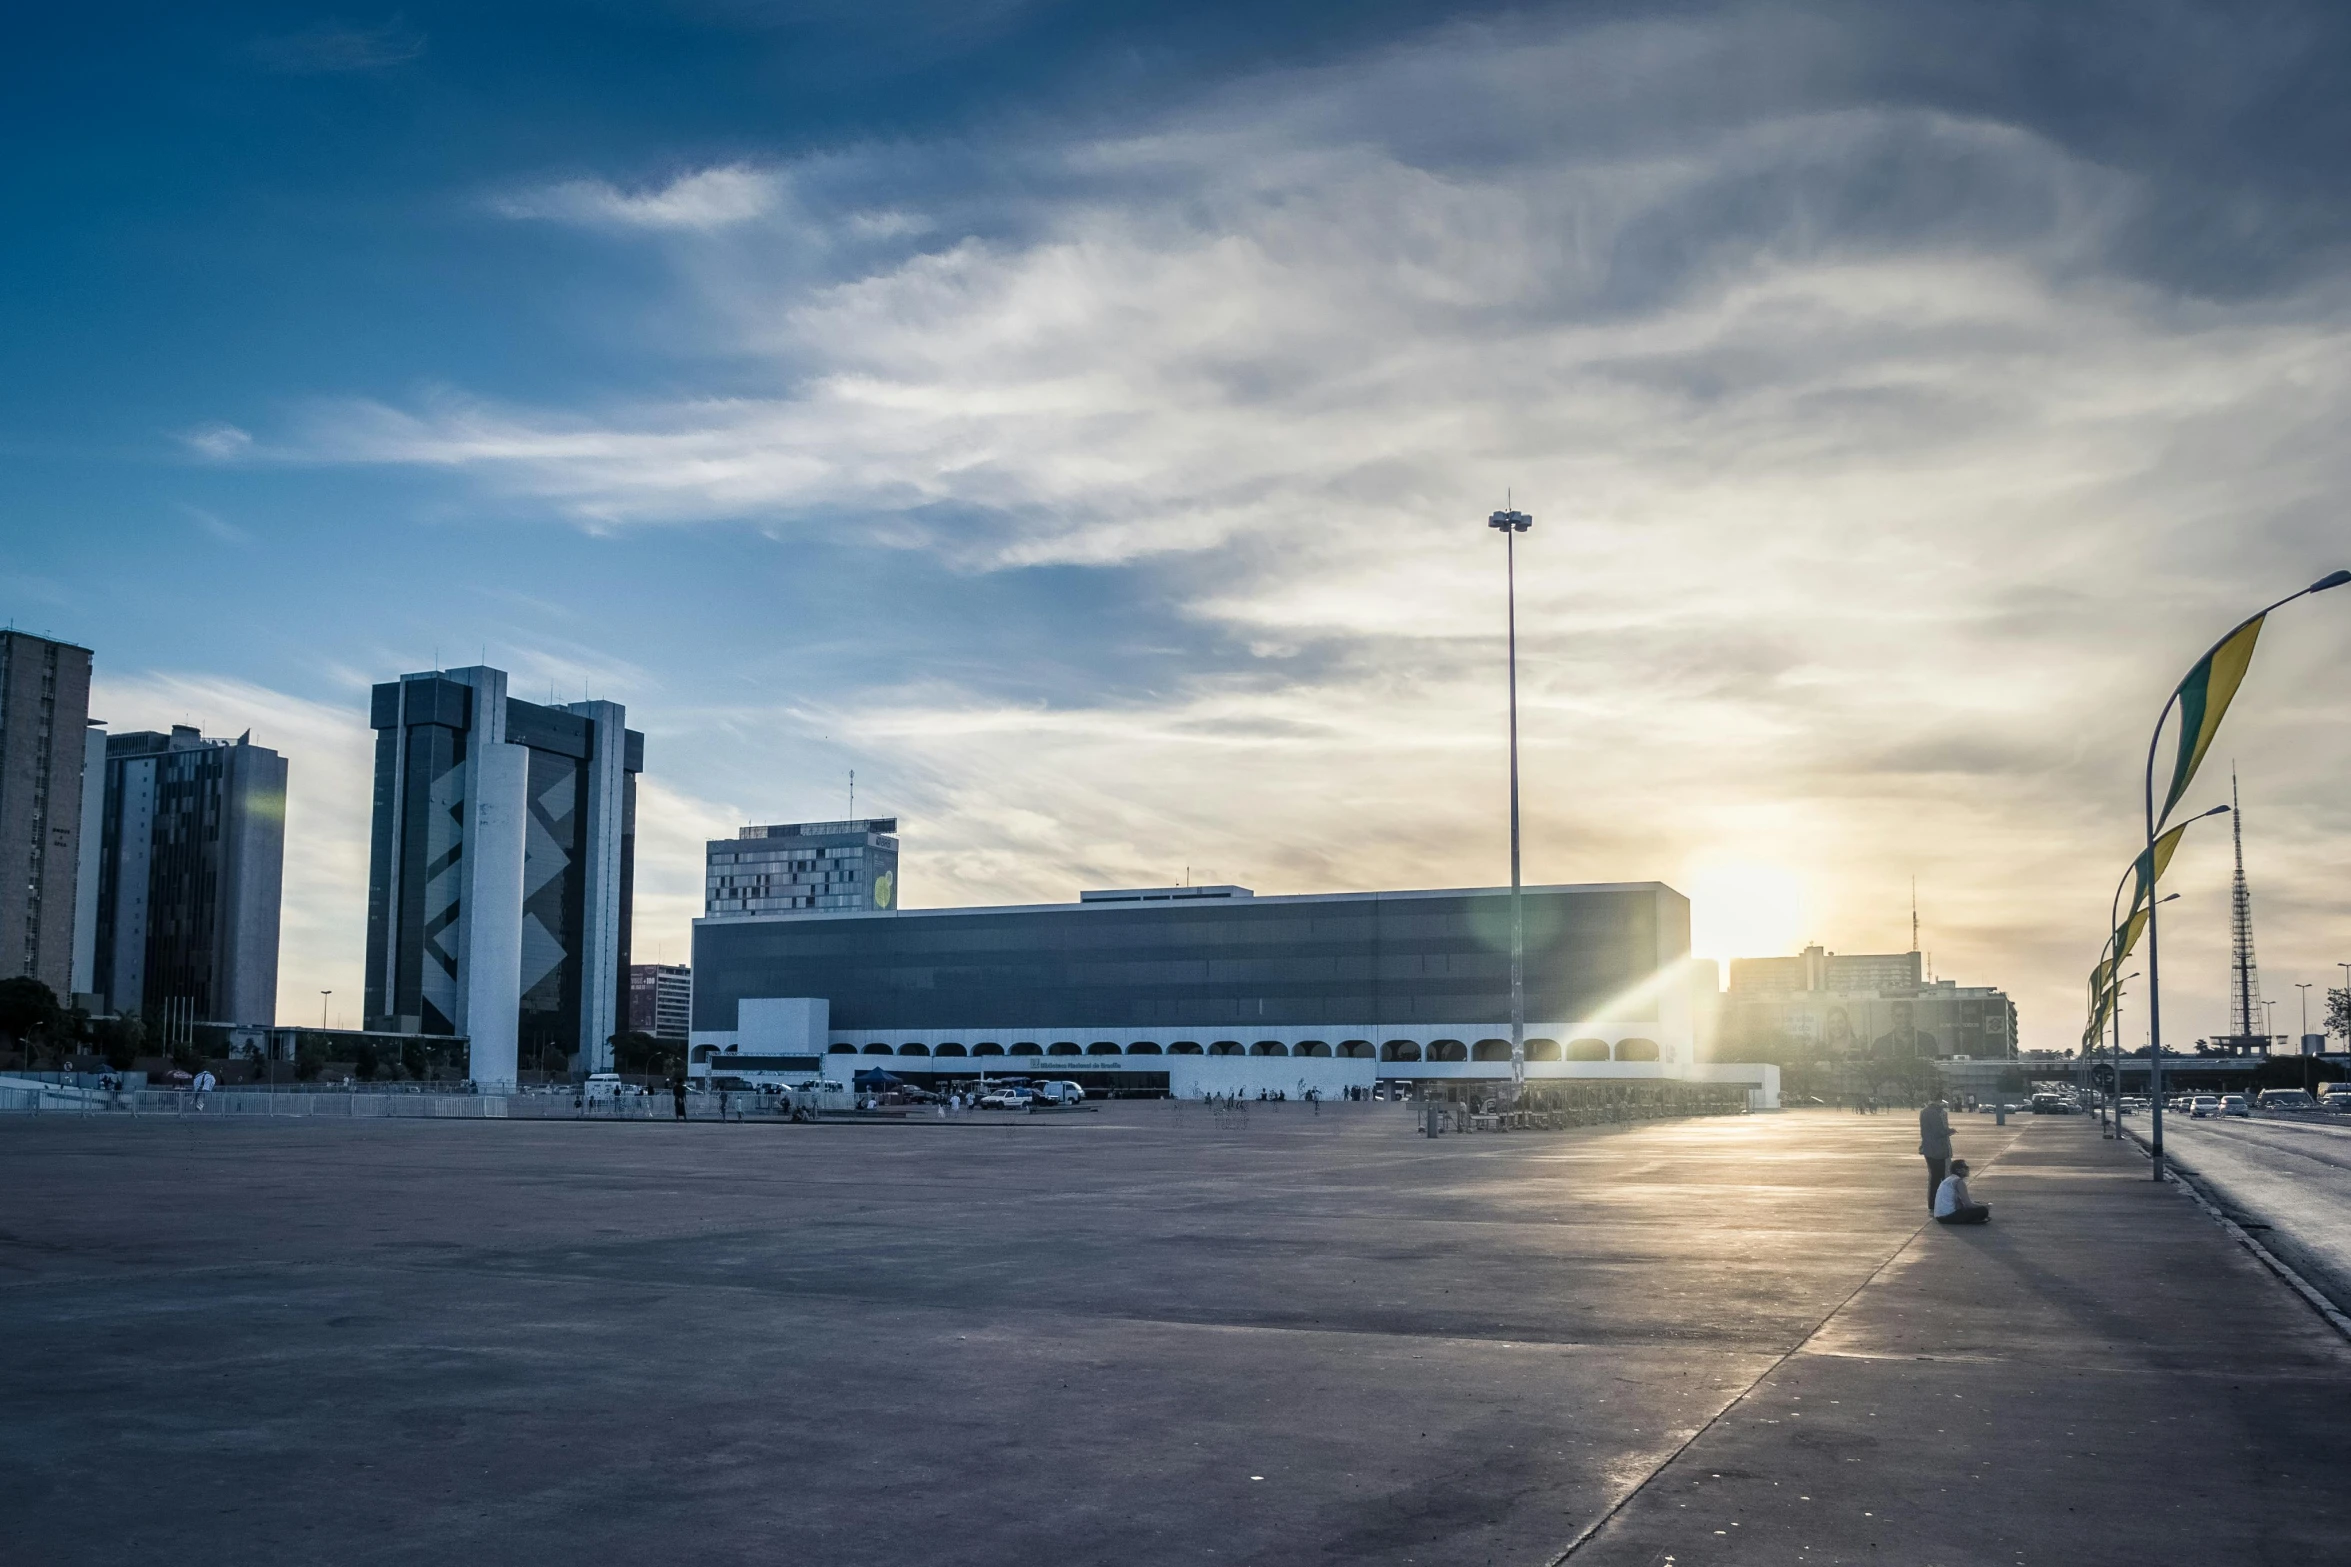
[3,1104,2345,1566]
[2144,1110,2351,1309]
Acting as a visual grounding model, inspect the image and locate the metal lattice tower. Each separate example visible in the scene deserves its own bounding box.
[2228,769,2263,1042]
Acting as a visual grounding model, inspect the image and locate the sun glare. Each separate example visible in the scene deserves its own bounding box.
[1684,859,1809,968]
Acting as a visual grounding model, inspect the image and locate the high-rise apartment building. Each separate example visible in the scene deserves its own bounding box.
[628,963,691,1041]
[87,725,286,1025]
[363,666,642,1084]
[705,818,898,918]
[0,632,95,996]
[1722,944,2016,1059]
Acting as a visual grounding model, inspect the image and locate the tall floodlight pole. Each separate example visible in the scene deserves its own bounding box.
[2299,982,2315,1093]
[1489,505,1534,1099]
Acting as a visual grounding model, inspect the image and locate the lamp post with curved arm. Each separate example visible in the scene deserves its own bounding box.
[2143,570,2351,1181]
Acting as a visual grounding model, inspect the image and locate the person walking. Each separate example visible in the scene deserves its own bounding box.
[192,1067,216,1111]
[1919,1094,1954,1210]
[1932,1159,1991,1225]
[671,1072,688,1122]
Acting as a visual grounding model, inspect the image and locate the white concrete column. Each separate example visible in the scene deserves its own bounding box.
[458,741,528,1089]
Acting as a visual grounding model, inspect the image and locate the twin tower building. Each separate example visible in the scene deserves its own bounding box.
[363,666,643,1086]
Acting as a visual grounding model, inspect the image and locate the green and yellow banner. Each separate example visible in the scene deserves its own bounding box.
[2127,821,2194,913]
[2162,611,2266,824]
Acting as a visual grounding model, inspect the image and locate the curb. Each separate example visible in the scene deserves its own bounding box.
[2116,1120,2351,1343]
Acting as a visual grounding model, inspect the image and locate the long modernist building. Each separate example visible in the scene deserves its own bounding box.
[691,880,1771,1100]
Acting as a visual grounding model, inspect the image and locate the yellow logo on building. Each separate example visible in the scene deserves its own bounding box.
[873,870,896,909]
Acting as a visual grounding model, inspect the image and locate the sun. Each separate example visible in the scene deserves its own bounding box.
[1684,859,1810,968]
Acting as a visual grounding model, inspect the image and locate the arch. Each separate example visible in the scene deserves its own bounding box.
[935,1042,968,1057]
[1209,1041,1244,1056]
[1167,1041,1203,1055]
[1472,1038,1512,1062]
[972,1042,1005,1057]
[1523,1037,1561,1061]
[898,1042,931,1057]
[1293,1040,1332,1057]
[1614,1037,1660,1061]
[1047,1042,1082,1056]
[827,1042,856,1055]
[1010,1042,1044,1056]
[863,1043,893,1056]
[1127,1041,1163,1055]
[1250,1041,1288,1057]
[1566,1038,1610,1061]
[1381,1040,1422,1062]
[1086,1041,1122,1056]
[1428,1039,1467,1062]
[690,1044,718,1064]
[1339,1040,1374,1058]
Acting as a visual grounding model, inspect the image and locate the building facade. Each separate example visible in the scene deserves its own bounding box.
[1722,944,2016,1060]
[687,881,1749,1098]
[705,819,898,918]
[363,666,642,1084]
[0,631,94,996]
[88,725,287,1025]
[628,963,691,1041]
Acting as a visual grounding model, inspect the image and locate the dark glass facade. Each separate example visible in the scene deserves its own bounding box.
[693,884,1685,1034]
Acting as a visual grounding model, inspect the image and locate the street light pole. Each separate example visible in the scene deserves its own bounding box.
[1489,504,1534,1101]
[2142,570,2350,1182]
[2298,982,2314,1093]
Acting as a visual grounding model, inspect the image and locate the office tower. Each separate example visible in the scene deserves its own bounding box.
[88,726,287,1025]
[0,632,95,995]
[363,666,643,1084]
[69,723,106,1002]
[628,963,691,1041]
[705,819,899,918]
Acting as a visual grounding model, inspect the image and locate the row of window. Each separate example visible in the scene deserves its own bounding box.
[813,1036,1663,1062]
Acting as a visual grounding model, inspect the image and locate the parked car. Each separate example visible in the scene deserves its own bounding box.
[2256,1089,2317,1112]
[977,1087,1035,1110]
[2320,1086,2351,1113]
[2219,1094,2251,1117]
[2029,1093,2075,1115]
[1031,1080,1087,1107]
[2189,1094,2221,1118]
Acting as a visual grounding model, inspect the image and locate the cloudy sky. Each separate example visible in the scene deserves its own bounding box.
[7,1,2349,1049]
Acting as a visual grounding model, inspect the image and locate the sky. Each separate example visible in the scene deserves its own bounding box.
[6,0,2350,1050]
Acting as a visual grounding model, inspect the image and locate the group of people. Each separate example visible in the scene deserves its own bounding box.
[1918,1095,1991,1225]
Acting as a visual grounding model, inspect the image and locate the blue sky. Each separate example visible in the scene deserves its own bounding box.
[7,1,2351,1048]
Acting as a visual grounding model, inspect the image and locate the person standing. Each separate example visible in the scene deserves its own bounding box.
[192,1067,216,1111]
[671,1072,688,1122]
[1919,1094,1954,1210]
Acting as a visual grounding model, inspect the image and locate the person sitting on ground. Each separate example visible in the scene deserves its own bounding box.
[1932,1159,1991,1225]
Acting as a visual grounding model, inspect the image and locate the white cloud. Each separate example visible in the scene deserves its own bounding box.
[178,422,254,460]
[267,11,2351,1050]
[493,164,785,231]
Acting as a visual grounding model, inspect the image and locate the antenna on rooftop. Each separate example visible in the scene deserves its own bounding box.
[1910,878,1919,955]
[849,768,856,819]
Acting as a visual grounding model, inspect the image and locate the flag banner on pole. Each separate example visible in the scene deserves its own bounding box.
[2129,821,2195,913]
[2113,906,2150,967]
[2162,611,2267,825]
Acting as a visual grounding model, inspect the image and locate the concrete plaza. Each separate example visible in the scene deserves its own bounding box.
[3,1104,2346,1565]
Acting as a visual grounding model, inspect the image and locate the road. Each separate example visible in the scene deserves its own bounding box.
[4,1106,2347,1565]
[2148,1110,2351,1308]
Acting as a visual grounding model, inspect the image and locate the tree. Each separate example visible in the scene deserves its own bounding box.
[89,1010,147,1072]
[612,1030,676,1077]
[2329,987,2350,1047]
[353,1042,380,1082]
[0,976,63,1065]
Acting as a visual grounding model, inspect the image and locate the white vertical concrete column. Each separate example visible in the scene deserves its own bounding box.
[458,741,528,1089]
[69,726,106,999]
[569,700,628,1074]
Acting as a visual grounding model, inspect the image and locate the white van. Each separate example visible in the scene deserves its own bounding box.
[582,1073,630,1101]
[1033,1080,1087,1107]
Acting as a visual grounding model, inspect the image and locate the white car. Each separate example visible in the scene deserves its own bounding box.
[2219,1094,2251,1118]
[977,1087,1035,1110]
[2189,1095,2221,1119]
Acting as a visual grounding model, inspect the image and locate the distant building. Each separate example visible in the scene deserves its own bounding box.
[363,666,643,1084]
[88,725,287,1025]
[628,963,691,1041]
[1722,944,2015,1060]
[705,818,899,919]
[0,632,94,996]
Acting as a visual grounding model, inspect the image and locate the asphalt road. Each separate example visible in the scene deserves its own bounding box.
[2148,1110,2351,1308]
[3,1104,2345,1566]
